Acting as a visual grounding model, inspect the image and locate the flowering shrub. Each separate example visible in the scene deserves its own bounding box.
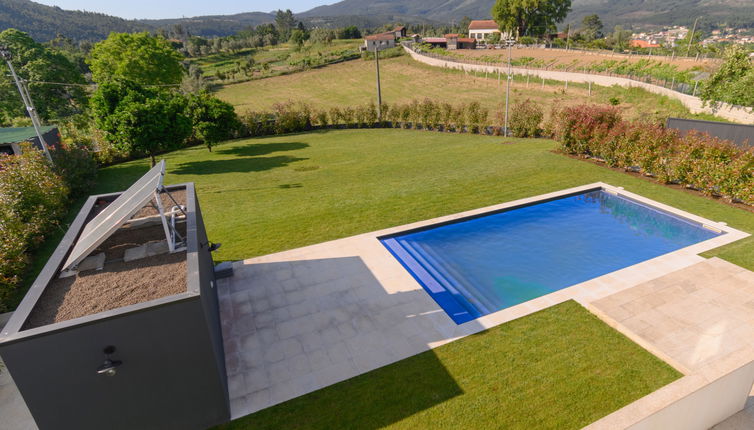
[51,144,98,198]
[0,145,69,311]
[552,104,754,205]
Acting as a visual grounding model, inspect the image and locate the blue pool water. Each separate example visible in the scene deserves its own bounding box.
[380,189,722,324]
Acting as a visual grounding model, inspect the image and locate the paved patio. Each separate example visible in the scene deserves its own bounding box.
[587,258,754,429]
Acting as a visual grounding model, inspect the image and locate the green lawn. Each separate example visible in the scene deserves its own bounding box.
[95,129,753,271]
[217,301,680,430]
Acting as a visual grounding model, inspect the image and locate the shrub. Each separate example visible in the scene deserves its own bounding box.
[313,109,329,128]
[272,102,311,134]
[509,99,544,138]
[553,103,753,205]
[328,107,344,127]
[341,106,355,128]
[466,102,488,134]
[51,144,98,198]
[241,111,275,136]
[0,146,68,311]
[552,104,622,154]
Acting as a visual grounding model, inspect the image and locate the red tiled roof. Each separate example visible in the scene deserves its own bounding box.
[630,39,660,48]
[458,38,476,43]
[423,38,447,43]
[365,32,395,41]
[394,26,405,31]
[469,20,499,30]
[445,33,460,38]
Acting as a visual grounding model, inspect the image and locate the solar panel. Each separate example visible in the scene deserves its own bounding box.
[62,161,166,272]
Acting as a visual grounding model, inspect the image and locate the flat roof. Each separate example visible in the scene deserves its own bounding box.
[0,126,56,144]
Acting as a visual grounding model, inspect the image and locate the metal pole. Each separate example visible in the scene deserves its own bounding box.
[504,38,514,137]
[687,17,700,58]
[0,48,52,163]
[375,48,382,121]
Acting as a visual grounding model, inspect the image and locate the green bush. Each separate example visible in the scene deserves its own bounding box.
[508,99,544,138]
[0,146,68,311]
[186,92,241,151]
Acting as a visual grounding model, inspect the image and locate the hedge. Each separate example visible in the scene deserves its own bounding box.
[552,104,753,205]
[0,145,69,311]
[239,99,546,138]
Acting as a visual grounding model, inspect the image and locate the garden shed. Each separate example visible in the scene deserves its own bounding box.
[0,126,59,156]
[0,162,229,430]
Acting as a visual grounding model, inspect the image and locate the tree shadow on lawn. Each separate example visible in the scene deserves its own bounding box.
[172,155,309,176]
[217,142,309,158]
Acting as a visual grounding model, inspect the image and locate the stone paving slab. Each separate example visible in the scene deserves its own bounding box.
[587,258,754,430]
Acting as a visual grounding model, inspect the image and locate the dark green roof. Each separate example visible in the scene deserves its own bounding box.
[0,126,56,144]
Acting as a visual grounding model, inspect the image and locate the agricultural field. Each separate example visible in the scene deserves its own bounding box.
[216,55,724,123]
[443,46,719,72]
[191,39,363,83]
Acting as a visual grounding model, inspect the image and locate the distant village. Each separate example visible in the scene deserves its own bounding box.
[364,20,754,53]
[631,26,754,49]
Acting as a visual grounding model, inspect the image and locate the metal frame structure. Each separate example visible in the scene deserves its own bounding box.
[63,160,185,272]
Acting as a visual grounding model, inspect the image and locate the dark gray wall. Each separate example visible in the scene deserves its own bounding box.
[1,298,228,430]
[0,184,229,430]
[667,117,754,149]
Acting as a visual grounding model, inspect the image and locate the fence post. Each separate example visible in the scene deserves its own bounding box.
[693,81,699,97]
[565,80,568,91]
[588,81,592,96]
[526,74,530,88]
[542,77,545,90]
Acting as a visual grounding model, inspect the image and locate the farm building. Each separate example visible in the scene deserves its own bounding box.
[364,32,396,51]
[393,26,407,39]
[446,34,477,50]
[422,37,448,49]
[0,126,59,156]
[468,20,505,42]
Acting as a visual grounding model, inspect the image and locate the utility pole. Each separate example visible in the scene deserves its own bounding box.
[0,45,52,163]
[374,47,382,121]
[503,38,516,137]
[687,17,700,58]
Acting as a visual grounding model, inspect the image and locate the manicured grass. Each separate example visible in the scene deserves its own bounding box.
[94,129,753,271]
[215,55,725,122]
[216,301,681,430]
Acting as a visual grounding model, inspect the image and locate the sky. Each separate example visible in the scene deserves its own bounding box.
[33,0,333,20]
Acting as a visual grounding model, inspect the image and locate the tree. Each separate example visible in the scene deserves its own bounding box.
[311,28,336,45]
[458,16,472,33]
[185,92,240,152]
[90,80,191,166]
[609,25,632,50]
[581,14,604,41]
[87,32,184,85]
[290,29,307,49]
[491,0,572,37]
[700,45,754,110]
[338,26,361,40]
[275,9,296,42]
[0,29,86,122]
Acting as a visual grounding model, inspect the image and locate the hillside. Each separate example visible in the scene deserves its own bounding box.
[139,12,274,38]
[0,0,147,41]
[302,0,754,29]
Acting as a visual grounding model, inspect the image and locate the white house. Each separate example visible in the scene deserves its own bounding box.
[469,20,505,42]
[364,32,396,51]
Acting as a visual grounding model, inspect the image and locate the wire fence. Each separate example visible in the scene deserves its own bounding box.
[403,42,707,97]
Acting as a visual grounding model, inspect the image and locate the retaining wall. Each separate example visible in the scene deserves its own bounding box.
[403,46,754,124]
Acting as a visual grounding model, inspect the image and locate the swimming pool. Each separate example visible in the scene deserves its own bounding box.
[380,188,723,324]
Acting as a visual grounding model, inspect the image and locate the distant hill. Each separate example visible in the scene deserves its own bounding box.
[138,12,275,38]
[301,0,754,30]
[4,0,752,43]
[0,0,147,41]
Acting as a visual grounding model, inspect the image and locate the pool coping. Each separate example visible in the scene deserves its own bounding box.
[376,183,737,325]
[370,182,748,330]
